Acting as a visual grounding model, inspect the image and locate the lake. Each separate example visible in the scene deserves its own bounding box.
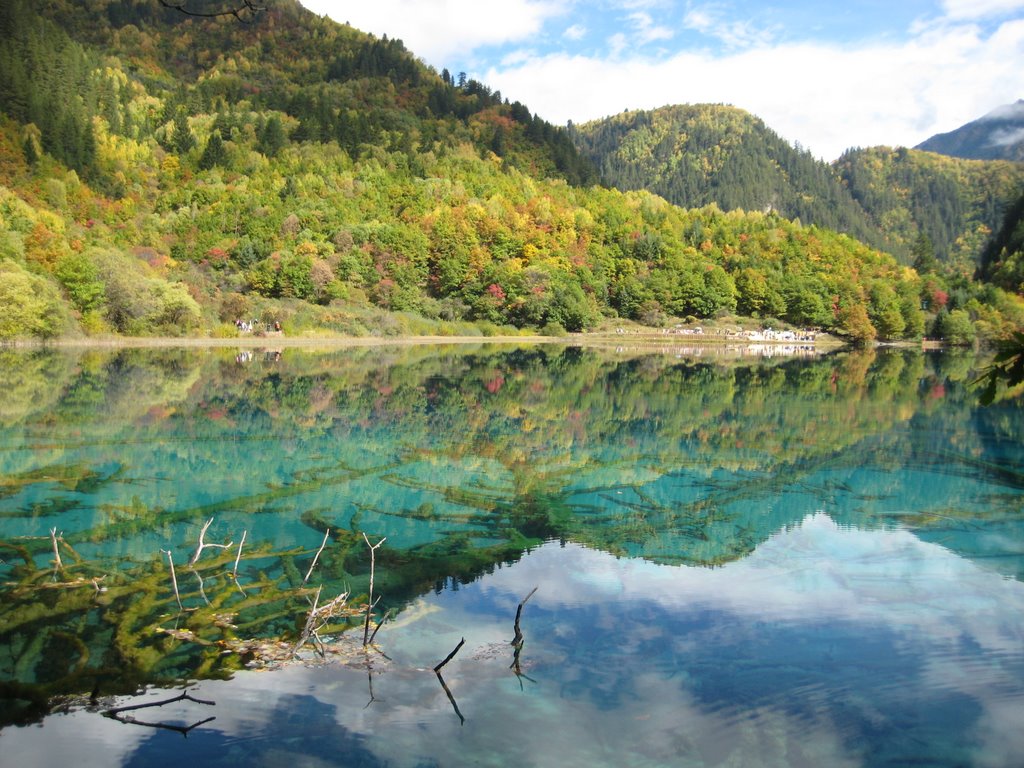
[1,342,1022,767]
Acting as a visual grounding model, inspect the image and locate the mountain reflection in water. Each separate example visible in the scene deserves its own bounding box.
[0,343,1022,767]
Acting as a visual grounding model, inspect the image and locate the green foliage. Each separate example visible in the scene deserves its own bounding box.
[0,260,68,338]
[55,251,105,314]
[257,115,287,158]
[836,146,1024,268]
[169,107,196,155]
[978,189,1024,294]
[571,105,889,251]
[975,331,1024,405]
[92,249,200,335]
[934,308,976,346]
[911,233,939,275]
[0,0,1015,344]
[198,129,227,170]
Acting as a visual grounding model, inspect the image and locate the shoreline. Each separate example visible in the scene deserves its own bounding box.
[0,332,857,351]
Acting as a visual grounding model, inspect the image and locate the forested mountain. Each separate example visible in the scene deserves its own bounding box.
[978,188,1024,292]
[569,105,887,251]
[916,100,1024,162]
[571,104,1024,272]
[0,0,1021,345]
[834,146,1024,270]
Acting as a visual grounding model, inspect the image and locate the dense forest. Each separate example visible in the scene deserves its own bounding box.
[0,0,1022,345]
[571,105,1024,272]
[834,145,1024,270]
[569,105,891,250]
[979,187,1024,293]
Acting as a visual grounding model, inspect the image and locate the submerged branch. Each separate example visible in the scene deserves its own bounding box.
[232,530,247,578]
[303,529,329,584]
[189,518,232,566]
[103,689,216,736]
[162,549,182,611]
[49,527,63,571]
[361,533,386,646]
[435,670,465,725]
[292,586,351,658]
[511,586,538,647]
[433,637,465,673]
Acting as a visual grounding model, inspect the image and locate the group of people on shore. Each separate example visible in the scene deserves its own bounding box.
[235,319,282,334]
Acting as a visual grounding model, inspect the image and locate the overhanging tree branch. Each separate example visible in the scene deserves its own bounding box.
[158,0,264,21]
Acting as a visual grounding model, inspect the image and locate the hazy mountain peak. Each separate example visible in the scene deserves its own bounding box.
[979,99,1024,121]
[916,100,1024,162]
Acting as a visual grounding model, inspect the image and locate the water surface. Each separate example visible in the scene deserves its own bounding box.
[1,344,1022,766]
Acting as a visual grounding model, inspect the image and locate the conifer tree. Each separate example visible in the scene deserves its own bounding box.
[22,135,38,167]
[199,130,227,169]
[258,115,287,157]
[171,108,196,155]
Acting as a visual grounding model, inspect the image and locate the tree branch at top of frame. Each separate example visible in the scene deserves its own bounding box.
[157,0,264,21]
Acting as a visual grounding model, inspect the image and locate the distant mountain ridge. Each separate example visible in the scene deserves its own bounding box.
[570,105,888,252]
[916,100,1024,162]
[572,104,1024,271]
[835,145,1024,270]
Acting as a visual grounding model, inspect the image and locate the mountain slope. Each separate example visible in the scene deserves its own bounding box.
[834,146,1024,270]
[978,188,1024,292]
[570,104,887,251]
[916,100,1024,162]
[0,0,1021,345]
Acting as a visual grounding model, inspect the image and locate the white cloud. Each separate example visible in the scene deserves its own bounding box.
[981,100,1024,120]
[628,11,675,44]
[989,126,1024,146]
[486,16,1024,160]
[298,0,571,64]
[607,31,630,58]
[7,516,1024,768]
[300,0,1024,161]
[682,3,777,48]
[941,0,1024,20]
[501,48,538,67]
[564,22,587,40]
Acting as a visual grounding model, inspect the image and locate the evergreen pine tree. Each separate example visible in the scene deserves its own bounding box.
[258,115,287,157]
[199,130,227,169]
[22,135,38,167]
[912,233,939,274]
[171,108,196,155]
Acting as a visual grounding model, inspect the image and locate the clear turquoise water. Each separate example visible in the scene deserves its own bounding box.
[1,344,1022,767]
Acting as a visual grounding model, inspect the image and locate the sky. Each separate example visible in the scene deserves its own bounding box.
[298,0,1024,161]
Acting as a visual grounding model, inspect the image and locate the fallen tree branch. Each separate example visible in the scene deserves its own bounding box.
[303,529,329,584]
[50,527,63,570]
[367,607,392,646]
[103,688,216,735]
[194,570,210,606]
[104,690,215,716]
[510,586,537,647]
[361,534,386,646]
[435,670,465,725]
[189,518,232,566]
[232,529,247,578]
[162,549,182,611]
[433,637,465,673]
[292,586,351,658]
[158,0,263,21]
